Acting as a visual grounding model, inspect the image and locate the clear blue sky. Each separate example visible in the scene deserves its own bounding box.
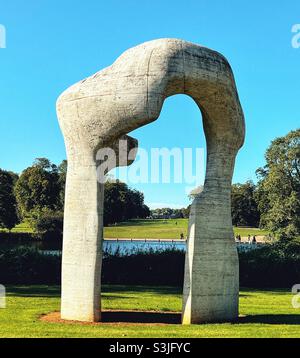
[0,1,299,208]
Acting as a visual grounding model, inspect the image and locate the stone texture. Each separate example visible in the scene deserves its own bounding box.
[56,38,245,323]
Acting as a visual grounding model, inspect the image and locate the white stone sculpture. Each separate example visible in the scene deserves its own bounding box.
[56,38,245,323]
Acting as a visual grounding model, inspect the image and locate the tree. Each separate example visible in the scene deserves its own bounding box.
[231,181,260,227]
[256,129,300,237]
[33,158,57,172]
[0,169,19,230]
[181,205,191,219]
[14,158,61,222]
[32,208,63,240]
[104,179,150,225]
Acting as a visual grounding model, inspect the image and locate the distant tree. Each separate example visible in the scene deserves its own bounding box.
[124,188,146,219]
[104,179,150,225]
[32,208,63,239]
[181,205,191,219]
[151,208,172,218]
[33,158,57,172]
[0,169,19,230]
[151,207,189,219]
[104,180,126,224]
[14,158,61,222]
[255,129,300,237]
[231,181,260,227]
[141,204,151,218]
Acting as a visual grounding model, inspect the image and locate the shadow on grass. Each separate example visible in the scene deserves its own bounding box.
[239,314,300,325]
[240,287,290,294]
[104,311,300,326]
[102,312,300,325]
[102,310,181,324]
[6,285,270,300]
[6,285,182,299]
[102,294,137,300]
[102,285,182,295]
[6,286,61,298]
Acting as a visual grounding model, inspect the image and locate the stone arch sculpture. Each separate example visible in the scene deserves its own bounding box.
[56,38,245,324]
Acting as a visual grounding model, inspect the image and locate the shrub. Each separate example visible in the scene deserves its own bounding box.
[0,231,62,250]
[0,239,299,287]
[102,247,185,286]
[0,247,61,285]
[30,209,63,240]
[239,238,300,288]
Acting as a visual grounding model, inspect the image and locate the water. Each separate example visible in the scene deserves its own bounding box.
[103,240,262,254]
[103,240,186,254]
[0,238,262,256]
[41,240,263,256]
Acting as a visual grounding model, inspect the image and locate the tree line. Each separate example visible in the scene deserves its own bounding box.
[150,207,190,219]
[231,129,300,238]
[0,158,150,236]
[0,158,66,236]
[0,129,299,239]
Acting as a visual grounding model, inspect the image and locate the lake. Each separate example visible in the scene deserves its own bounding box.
[40,239,262,256]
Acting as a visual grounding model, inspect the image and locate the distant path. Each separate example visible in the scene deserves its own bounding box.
[104,238,187,242]
[239,236,267,243]
[104,236,268,243]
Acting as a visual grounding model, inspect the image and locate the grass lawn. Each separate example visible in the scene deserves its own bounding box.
[104,219,269,239]
[0,285,299,338]
[0,221,33,233]
[1,219,269,240]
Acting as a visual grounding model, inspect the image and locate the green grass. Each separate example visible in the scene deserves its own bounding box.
[0,219,269,239]
[0,285,299,337]
[104,219,269,239]
[234,226,270,237]
[0,221,33,233]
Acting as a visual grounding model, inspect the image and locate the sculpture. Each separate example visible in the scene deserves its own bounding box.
[56,38,245,323]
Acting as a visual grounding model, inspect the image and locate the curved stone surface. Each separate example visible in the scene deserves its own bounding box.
[56,38,245,323]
